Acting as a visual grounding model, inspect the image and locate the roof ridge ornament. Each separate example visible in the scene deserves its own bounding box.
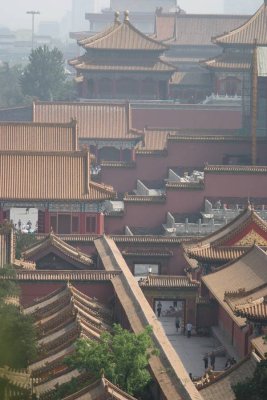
[124,10,129,22]
[114,11,120,23]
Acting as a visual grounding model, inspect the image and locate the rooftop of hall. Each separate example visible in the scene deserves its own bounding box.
[18,284,114,397]
[0,150,116,201]
[202,245,267,327]
[76,10,168,52]
[213,1,267,46]
[183,205,267,263]
[0,120,78,152]
[32,100,143,141]
[154,10,249,46]
[21,231,94,269]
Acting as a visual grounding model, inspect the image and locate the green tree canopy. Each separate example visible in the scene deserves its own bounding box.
[65,324,158,397]
[233,359,267,400]
[0,63,30,107]
[0,266,37,369]
[20,45,67,101]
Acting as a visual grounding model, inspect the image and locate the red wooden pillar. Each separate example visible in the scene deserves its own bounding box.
[44,209,50,234]
[96,213,104,234]
[94,79,99,98]
[95,146,99,164]
[119,147,123,161]
[131,148,136,162]
[80,213,86,234]
[112,79,116,98]
[0,208,4,223]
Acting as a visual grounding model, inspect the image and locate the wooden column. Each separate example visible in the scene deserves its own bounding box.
[44,209,50,234]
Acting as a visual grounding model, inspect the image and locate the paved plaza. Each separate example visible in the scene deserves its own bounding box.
[159,316,227,378]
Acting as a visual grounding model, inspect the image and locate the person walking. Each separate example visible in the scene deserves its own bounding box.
[210,351,216,370]
[203,354,209,370]
[175,316,180,333]
[156,301,162,318]
[186,322,193,338]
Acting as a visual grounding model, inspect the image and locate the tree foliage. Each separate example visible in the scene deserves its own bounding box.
[0,63,30,107]
[65,324,158,397]
[0,265,37,369]
[233,360,267,400]
[20,45,67,101]
[15,231,38,259]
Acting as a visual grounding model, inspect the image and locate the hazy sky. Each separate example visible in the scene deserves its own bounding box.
[0,0,262,30]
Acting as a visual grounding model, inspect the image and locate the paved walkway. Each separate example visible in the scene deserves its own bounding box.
[159,317,227,378]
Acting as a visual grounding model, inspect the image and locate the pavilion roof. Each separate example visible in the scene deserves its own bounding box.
[69,54,176,73]
[202,245,267,326]
[0,150,115,201]
[20,284,113,396]
[184,207,267,263]
[22,232,93,268]
[0,121,78,152]
[223,282,267,322]
[155,12,248,46]
[214,2,267,46]
[203,51,252,71]
[78,13,168,51]
[62,377,138,400]
[33,101,142,141]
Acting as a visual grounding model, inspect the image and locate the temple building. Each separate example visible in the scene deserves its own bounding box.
[69,11,176,100]
[184,205,267,273]
[32,101,142,163]
[203,1,267,128]
[0,150,115,235]
[202,245,267,358]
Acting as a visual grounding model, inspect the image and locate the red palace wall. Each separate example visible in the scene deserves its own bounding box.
[100,140,267,194]
[131,108,242,131]
[19,282,114,307]
[218,305,247,358]
[103,171,267,234]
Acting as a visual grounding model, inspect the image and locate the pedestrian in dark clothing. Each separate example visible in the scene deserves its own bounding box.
[203,354,209,370]
[210,351,216,370]
[175,316,180,332]
[157,302,162,318]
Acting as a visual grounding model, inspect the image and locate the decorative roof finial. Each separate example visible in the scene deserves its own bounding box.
[124,10,129,22]
[114,11,120,23]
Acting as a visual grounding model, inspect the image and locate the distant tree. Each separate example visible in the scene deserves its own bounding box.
[0,265,37,369]
[233,360,267,400]
[65,324,158,397]
[15,231,38,259]
[0,63,30,107]
[20,45,67,101]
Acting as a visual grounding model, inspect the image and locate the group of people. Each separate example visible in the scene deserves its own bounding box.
[203,352,216,370]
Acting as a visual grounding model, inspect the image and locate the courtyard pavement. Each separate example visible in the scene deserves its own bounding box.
[159,316,227,378]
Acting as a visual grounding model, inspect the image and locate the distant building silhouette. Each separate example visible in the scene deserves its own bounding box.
[224,0,262,14]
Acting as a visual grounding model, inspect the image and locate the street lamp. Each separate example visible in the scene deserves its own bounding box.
[26,10,40,49]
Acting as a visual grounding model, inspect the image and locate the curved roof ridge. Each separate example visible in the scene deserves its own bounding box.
[22,232,93,266]
[214,3,267,45]
[78,20,122,47]
[78,17,167,51]
[184,207,253,250]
